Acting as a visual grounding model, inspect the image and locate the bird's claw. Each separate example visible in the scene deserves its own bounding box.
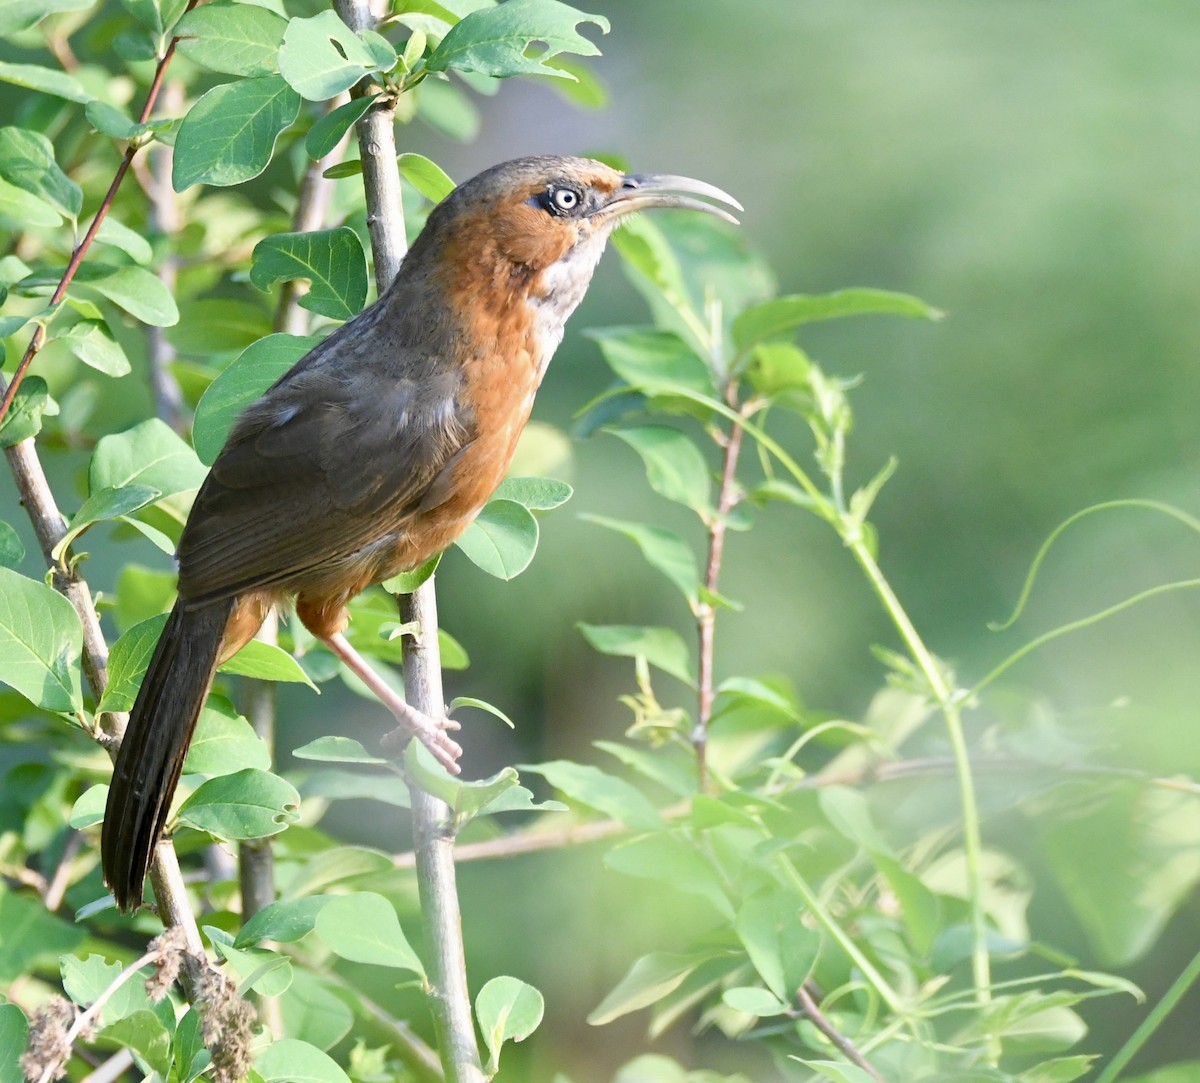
[381,706,463,774]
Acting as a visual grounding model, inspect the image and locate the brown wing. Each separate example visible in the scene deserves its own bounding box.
[177,347,470,605]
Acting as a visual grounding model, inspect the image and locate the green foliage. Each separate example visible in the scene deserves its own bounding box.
[0,0,1196,1081]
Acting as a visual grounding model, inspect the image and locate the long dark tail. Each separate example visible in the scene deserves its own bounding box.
[102,596,234,911]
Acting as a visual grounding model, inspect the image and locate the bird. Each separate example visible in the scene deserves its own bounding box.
[102,155,741,911]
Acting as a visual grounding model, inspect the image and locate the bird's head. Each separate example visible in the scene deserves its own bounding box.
[397,156,741,367]
[409,154,738,294]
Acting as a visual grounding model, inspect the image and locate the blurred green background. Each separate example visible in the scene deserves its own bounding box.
[6,0,1200,1077]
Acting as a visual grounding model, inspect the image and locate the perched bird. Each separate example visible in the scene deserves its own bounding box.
[102,155,740,911]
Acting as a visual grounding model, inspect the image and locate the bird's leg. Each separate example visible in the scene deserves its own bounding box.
[322,631,463,773]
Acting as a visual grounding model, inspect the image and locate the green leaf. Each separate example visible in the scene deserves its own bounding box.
[213,940,293,997]
[604,834,733,918]
[57,319,131,376]
[249,228,367,320]
[818,785,892,855]
[90,418,208,496]
[278,10,398,100]
[96,1010,172,1077]
[454,498,538,579]
[449,695,515,730]
[62,955,154,1022]
[0,176,61,228]
[279,971,353,1053]
[582,514,700,604]
[305,95,373,160]
[96,217,154,264]
[119,0,162,33]
[522,760,662,829]
[427,0,608,79]
[476,976,544,1074]
[257,1039,352,1083]
[403,745,559,820]
[219,640,317,687]
[69,784,107,829]
[587,327,718,399]
[70,263,179,326]
[193,333,318,465]
[0,376,49,448]
[396,152,455,202]
[0,568,83,714]
[177,768,300,839]
[0,127,82,218]
[85,101,152,140]
[186,699,271,775]
[588,951,716,1025]
[175,2,288,76]
[171,1011,208,1083]
[873,854,941,957]
[732,288,942,352]
[0,1004,28,1083]
[735,889,819,1001]
[313,892,424,975]
[721,986,789,1017]
[0,0,93,35]
[380,552,440,594]
[292,735,384,764]
[577,622,694,686]
[52,484,161,563]
[606,426,711,514]
[0,521,26,568]
[235,896,332,948]
[0,61,89,103]
[173,75,300,190]
[493,475,573,510]
[1039,785,1200,964]
[746,341,812,397]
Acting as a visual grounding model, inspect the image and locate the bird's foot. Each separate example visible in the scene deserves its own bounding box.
[322,631,463,774]
[380,704,462,773]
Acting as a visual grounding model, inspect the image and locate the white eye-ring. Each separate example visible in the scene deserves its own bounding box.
[551,187,579,212]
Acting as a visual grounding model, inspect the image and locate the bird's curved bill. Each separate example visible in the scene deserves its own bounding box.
[597,173,743,225]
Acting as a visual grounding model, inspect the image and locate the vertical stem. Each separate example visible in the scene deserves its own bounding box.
[330,1,482,1077]
[847,540,992,1034]
[403,590,484,1083]
[1094,947,1200,1083]
[695,385,746,785]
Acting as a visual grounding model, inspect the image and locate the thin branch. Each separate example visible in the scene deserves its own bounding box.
[393,814,636,869]
[390,757,1200,868]
[78,1049,134,1083]
[795,982,885,1081]
[330,0,482,1076]
[43,830,83,911]
[318,968,444,1083]
[0,0,202,427]
[2,429,203,960]
[695,384,748,784]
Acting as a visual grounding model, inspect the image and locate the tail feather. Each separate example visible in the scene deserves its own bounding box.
[102,597,234,911]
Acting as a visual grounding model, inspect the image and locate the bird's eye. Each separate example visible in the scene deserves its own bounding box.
[550,186,580,214]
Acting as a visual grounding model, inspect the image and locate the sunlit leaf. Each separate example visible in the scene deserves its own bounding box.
[173,76,300,190]
[0,568,83,714]
[250,229,367,320]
